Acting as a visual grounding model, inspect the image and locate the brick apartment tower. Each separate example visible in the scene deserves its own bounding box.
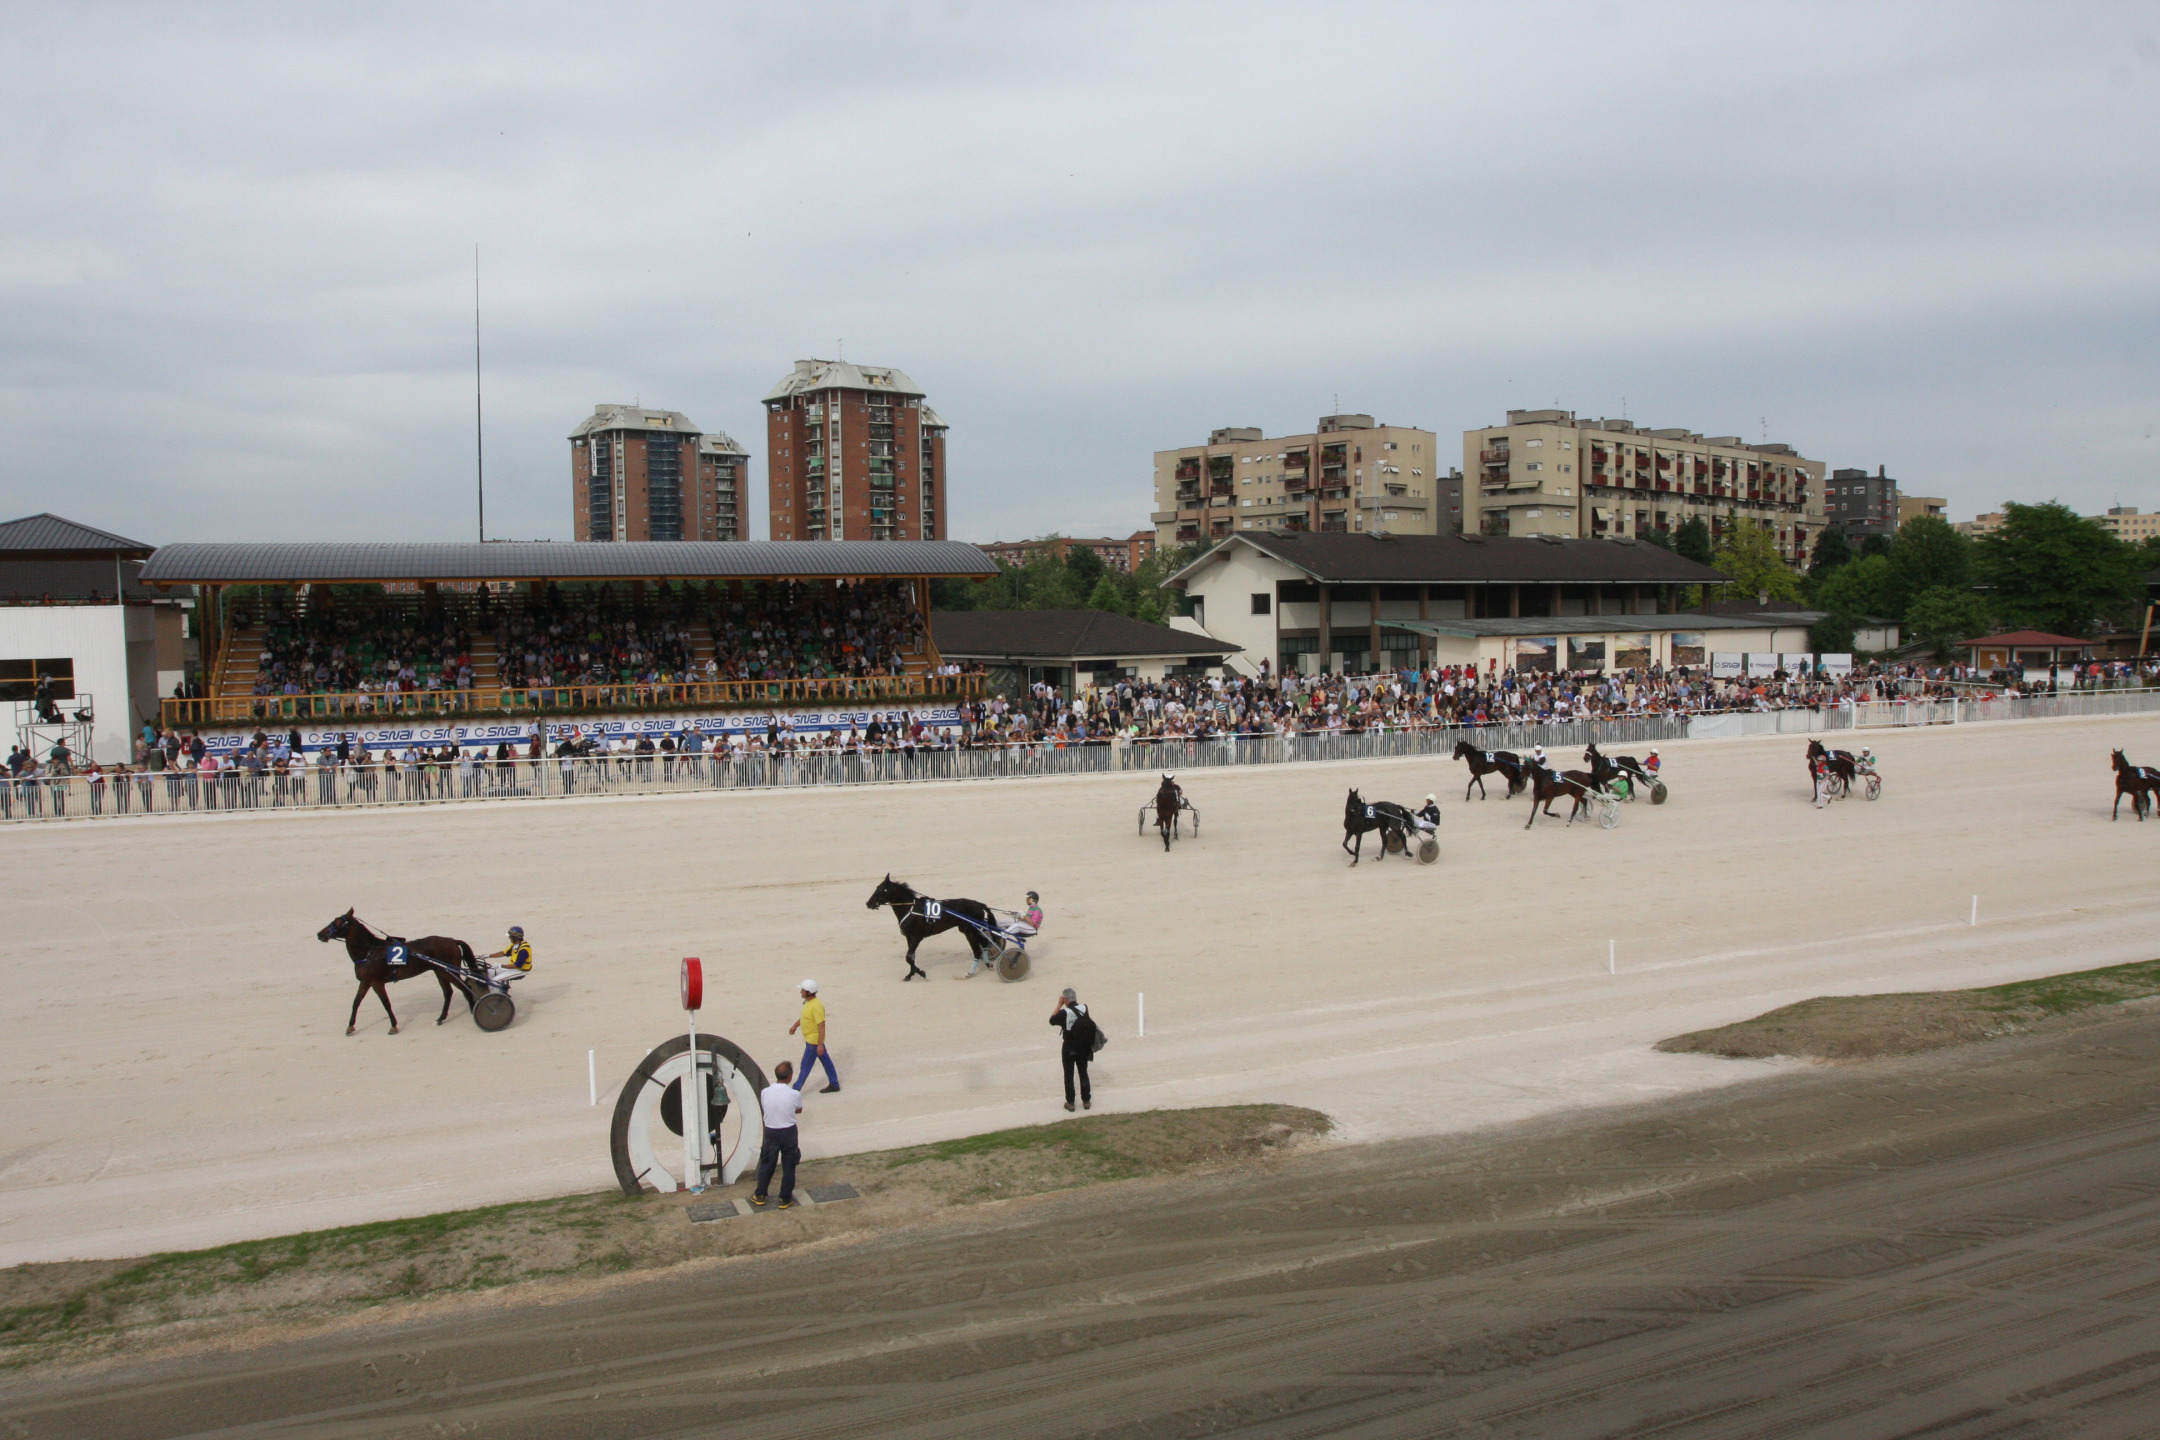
[764,360,946,541]
[569,405,750,541]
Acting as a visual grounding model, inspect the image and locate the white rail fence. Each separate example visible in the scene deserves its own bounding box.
[8,688,2160,823]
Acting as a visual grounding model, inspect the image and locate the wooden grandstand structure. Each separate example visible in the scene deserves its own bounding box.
[138,540,997,729]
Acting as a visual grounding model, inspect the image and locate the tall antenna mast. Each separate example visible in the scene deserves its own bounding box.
[474,243,485,542]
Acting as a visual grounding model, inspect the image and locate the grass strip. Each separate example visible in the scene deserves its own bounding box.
[1658,957,2160,1062]
[0,1104,1327,1369]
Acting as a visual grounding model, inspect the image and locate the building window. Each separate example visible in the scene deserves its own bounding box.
[1251,593,1271,615]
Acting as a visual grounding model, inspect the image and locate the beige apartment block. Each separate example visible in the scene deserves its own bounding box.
[1899,494,1947,527]
[2095,506,2160,542]
[1463,409,1827,566]
[1151,415,1442,550]
[1957,512,2006,537]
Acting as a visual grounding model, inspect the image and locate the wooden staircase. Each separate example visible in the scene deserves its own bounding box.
[215,624,266,700]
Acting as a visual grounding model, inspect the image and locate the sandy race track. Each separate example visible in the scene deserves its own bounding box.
[3,713,2156,1265]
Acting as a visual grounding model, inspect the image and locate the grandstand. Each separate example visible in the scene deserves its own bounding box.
[138,541,996,731]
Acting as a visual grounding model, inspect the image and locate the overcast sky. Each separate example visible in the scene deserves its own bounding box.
[2,2,2155,546]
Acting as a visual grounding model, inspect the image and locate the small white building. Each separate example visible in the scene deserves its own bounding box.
[1,514,188,764]
[1165,531,1730,677]
[931,609,1240,694]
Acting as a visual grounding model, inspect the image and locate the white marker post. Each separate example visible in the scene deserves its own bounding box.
[1609,939,1616,976]
[1971,896,1978,926]
[1138,992,1145,1038]
[588,1048,597,1106]
[681,957,707,1192]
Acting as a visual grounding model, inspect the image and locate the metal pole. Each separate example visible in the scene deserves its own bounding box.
[684,1006,703,1190]
[474,243,485,543]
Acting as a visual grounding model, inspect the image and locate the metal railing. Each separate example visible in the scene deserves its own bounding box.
[17,689,2160,824]
[158,672,981,728]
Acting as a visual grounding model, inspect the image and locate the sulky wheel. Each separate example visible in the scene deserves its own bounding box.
[1597,799,1620,830]
[1383,828,1406,855]
[1415,832,1440,864]
[1650,780,1668,805]
[473,991,515,1032]
[1864,774,1881,801]
[996,947,1030,981]
[610,1034,768,1198]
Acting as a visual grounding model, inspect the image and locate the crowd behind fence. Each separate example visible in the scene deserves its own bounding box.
[12,686,2160,824]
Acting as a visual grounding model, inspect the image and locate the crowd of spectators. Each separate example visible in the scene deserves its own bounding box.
[707,579,923,682]
[949,657,2160,747]
[250,598,475,699]
[495,583,699,691]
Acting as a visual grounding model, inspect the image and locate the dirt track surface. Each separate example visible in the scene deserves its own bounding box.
[10,1011,2160,1439]
[7,713,2160,1265]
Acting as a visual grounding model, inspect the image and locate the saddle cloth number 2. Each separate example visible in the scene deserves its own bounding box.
[387,942,409,967]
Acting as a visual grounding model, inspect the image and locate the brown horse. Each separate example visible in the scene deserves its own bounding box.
[2112,750,2160,821]
[316,908,476,1034]
[1523,761,1595,829]
[1153,774,1184,850]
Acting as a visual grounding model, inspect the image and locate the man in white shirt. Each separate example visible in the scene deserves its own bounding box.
[752,1060,805,1209]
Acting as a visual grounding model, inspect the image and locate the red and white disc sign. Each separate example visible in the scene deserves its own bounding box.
[680,957,703,1012]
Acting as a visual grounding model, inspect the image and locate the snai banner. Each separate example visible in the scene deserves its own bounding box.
[188,705,966,755]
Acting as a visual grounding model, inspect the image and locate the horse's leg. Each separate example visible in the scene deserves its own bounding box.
[435,971,455,1025]
[348,979,368,1035]
[377,982,400,1035]
[903,933,925,981]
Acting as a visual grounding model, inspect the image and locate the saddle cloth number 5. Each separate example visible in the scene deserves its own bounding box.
[920,900,942,922]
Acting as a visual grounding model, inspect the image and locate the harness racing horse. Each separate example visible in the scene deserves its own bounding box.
[2112,749,2160,820]
[866,875,1003,981]
[316,908,476,1035]
[1152,774,1186,851]
[1583,742,1664,802]
[1452,740,1527,801]
[1522,761,1597,829]
[1806,739,1858,797]
[1342,788,1411,865]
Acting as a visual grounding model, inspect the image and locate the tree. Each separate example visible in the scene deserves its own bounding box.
[1903,586,1997,661]
[1640,527,1673,551]
[1709,520,1806,606]
[1673,516,1713,565]
[1064,541,1106,589]
[1085,573,1127,615]
[1808,527,1852,578]
[1975,501,2145,637]
[1813,552,1894,618]
[1808,612,1858,654]
[1859,534,1892,559]
[1884,515,1972,617]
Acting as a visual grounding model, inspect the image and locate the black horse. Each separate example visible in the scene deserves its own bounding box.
[1343,788,1412,865]
[1583,742,1663,801]
[866,875,1003,981]
[2112,749,2160,820]
[1522,761,1596,829]
[1452,740,1526,801]
[1806,739,1858,795]
[316,908,476,1035]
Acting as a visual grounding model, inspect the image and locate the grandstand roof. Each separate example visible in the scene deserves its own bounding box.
[0,513,155,559]
[138,540,998,586]
[933,609,1240,660]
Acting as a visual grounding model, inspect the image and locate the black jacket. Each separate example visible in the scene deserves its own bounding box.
[1051,1003,1095,1058]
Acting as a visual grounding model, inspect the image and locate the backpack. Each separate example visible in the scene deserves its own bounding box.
[1084,1012,1108,1056]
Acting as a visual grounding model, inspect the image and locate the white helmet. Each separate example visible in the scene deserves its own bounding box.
[800,978,818,995]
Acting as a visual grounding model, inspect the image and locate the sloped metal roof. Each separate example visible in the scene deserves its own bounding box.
[931,609,1240,659]
[1169,531,1729,587]
[139,540,999,585]
[567,404,702,439]
[0,513,155,558]
[763,359,925,402]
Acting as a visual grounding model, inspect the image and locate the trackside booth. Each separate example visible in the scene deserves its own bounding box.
[135,539,997,753]
[930,608,1241,694]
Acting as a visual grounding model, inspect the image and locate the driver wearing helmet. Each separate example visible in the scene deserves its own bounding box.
[1414,794,1441,832]
[1857,746,1875,772]
[966,892,1042,979]
[1644,750,1660,774]
[483,925,532,984]
[1531,744,1548,769]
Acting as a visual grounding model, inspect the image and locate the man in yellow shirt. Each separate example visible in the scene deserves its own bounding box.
[788,978,840,1093]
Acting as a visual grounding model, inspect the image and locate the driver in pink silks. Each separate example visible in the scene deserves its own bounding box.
[965,891,1042,978]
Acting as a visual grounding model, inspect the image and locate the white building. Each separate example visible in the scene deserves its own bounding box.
[1,514,187,764]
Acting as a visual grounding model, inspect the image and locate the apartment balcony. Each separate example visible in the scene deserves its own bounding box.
[1318,520,1349,533]
[1282,514,1310,533]
[1283,475,1311,494]
[1356,495,1425,512]
[1175,459,1202,481]
[1209,482,1234,498]
[1478,449,1511,467]
[868,424,895,441]
[1176,526,1201,543]
[1150,509,1180,524]
[1175,486,1202,505]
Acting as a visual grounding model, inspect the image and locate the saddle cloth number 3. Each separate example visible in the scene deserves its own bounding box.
[920,900,942,922]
